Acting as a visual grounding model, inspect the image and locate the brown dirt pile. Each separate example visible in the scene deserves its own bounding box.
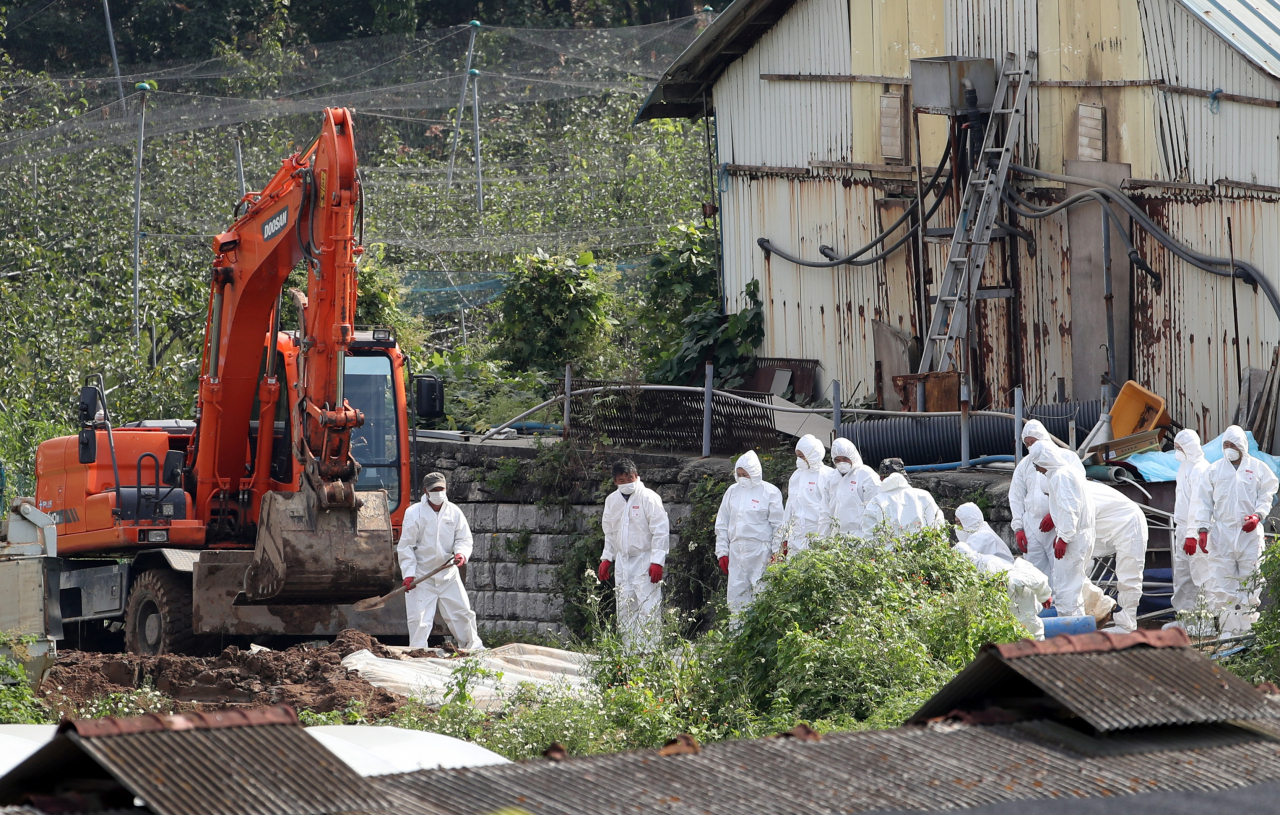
[43,629,404,719]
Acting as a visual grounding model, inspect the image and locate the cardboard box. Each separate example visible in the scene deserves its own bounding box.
[1086,428,1165,464]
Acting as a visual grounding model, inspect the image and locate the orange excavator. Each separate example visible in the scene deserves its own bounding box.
[27,109,442,653]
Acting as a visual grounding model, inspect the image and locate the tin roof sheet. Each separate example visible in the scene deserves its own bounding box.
[0,706,386,815]
[373,723,1280,814]
[1176,0,1280,80]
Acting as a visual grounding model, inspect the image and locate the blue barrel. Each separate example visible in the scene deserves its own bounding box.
[1043,615,1097,637]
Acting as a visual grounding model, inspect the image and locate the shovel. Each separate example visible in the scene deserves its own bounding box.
[352,558,458,612]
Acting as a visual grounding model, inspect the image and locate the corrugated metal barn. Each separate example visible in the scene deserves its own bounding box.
[640,0,1280,436]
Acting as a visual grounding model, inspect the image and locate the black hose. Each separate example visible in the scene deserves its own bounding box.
[1000,186,1159,288]
[841,401,1102,468]
[816,170,957,264]
[1011,164,1280,320]
[758,135,953,268]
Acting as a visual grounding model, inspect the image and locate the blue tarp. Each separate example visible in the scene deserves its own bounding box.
[1127,430,1280,482]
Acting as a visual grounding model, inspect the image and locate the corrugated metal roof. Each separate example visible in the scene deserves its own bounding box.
[0,706,387,815]
[1176,0,1280,80]
[373,723,1280,814]
[911,633,1278,732]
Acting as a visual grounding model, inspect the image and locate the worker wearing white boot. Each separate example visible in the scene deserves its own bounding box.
[599,459,670,652]
[781,434,836,554]
[1194,425,1278,637]
[715,451,785,619]
[1009,420,1057,586]
[1029,442,1096,617]
[398,472,484,652]
[1171,429,1212,620]
[1083,481,1149,633]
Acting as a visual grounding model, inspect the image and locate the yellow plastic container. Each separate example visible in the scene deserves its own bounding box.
[1109,381,1171,438]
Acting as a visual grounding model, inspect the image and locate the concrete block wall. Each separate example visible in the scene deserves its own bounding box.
[415,439,712,640]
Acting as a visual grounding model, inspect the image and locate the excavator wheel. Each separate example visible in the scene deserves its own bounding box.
[125,569,196,656]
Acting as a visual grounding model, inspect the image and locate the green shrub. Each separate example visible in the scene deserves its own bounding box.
[494,251,616,374]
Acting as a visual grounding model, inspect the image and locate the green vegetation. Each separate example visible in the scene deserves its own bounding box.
[305,530,1023,759]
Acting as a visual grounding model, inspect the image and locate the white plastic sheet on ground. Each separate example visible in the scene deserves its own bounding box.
[305,725,509,775]
[341,643,593,709]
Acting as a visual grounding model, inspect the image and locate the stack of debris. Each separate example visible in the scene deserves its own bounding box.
[1237,347,1280,455]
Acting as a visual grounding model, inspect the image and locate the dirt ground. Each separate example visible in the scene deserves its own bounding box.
[42,629,408,719]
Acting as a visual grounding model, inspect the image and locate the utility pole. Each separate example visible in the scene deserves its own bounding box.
[445,21,481,190]
[132,82,151,346]
[470,69,483,213]
[102,0,126,106]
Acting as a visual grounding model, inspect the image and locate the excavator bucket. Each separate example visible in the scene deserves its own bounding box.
[239,481,396,604]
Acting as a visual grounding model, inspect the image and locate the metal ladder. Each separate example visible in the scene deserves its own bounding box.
[917,51,1036,373]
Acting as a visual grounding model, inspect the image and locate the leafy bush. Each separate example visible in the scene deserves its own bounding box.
[651,280,765,389]
[638,223,721,374]
[422,348,552,433]
[494,251,616,374]
[0,635,50,725]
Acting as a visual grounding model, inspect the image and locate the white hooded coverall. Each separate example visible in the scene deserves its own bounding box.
[820,437,881,538]
[782,434,837,552]
[860,473,946,539]
[1029,442,1096,617]
[1085,481,1148,633]
[715,451,785,617]
[955,542,1052,640]
[1172,428,1212,613]
[1194,425,1279,635]
[954,502,1015,565]
[601,478,670,651]
[1009,420,1056,585]
[398,495,484,651]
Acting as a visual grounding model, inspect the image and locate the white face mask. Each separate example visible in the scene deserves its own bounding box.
[1174,448,1187,462]
[796,457,810,471]
[618,481,637,495]
[427,491,445,506]
[1225,447,1242,462]
[836,461,852,475]
[736,475,753,487]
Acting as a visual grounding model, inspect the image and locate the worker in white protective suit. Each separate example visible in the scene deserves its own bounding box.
[819,437,881,538]
[1194,425,1279,636]
[954,502,1015,565]
[1081,481,1148,633]
[1009,420,1057,585]
[954,540,1052,639]
[781,434,837,554]
[715,451,785,618]
[398,472,484,651]
[1171,429,1212,616]
[1029,442,1096,617]
[598,459,670,651]
[861,458,946,539]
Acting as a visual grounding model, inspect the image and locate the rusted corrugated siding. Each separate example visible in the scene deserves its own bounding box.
[715,0,852,167]
[1130,185,1280,438]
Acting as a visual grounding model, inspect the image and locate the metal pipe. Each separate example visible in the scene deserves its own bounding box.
[960,381,971,467]
[208,287,224,381]
[562,363,572,440]
[234,137,247,200]
[1102,207,1118,388]
[831,379,841,442]
[702,363,713,458]
[445,21,480,190]
[470,69,483,213]
[132,91,147,344]
[912,105,930,335]
[906,455,1014,473]
[1014,386,1024,465]
[102,0,126,106]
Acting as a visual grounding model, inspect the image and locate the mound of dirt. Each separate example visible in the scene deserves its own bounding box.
[43,630,406,720]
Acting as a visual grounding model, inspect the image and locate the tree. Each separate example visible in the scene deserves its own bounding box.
[493,250,615,373]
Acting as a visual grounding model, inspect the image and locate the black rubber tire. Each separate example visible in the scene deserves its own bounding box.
[125,569,195,656]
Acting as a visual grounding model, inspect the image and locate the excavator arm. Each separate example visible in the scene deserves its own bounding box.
[195,108,394,604]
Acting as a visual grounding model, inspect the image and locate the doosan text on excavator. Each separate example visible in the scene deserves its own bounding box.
[6,109,444,655]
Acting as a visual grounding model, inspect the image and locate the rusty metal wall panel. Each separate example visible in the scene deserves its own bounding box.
[1130,187,1280,437]
[716,0,852,168]
[1007,191,1074,406]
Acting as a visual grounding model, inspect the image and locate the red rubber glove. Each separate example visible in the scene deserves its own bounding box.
[403,576,416,591]
[1183,537,1198,556]
[597,560,612,581]
[1198,531,1209,553]
[1039,513,1056,533]
[718,556,729,575]
[781,541,789,557]
[1243,514,1261,533]
[1015,530,1028,554]
[1043,599,1052,609]
[1053,538,1068,559]
[454,553,467,566]
[649,564,664,583]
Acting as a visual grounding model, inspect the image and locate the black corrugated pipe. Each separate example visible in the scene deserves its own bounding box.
[841,401,1102,468]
